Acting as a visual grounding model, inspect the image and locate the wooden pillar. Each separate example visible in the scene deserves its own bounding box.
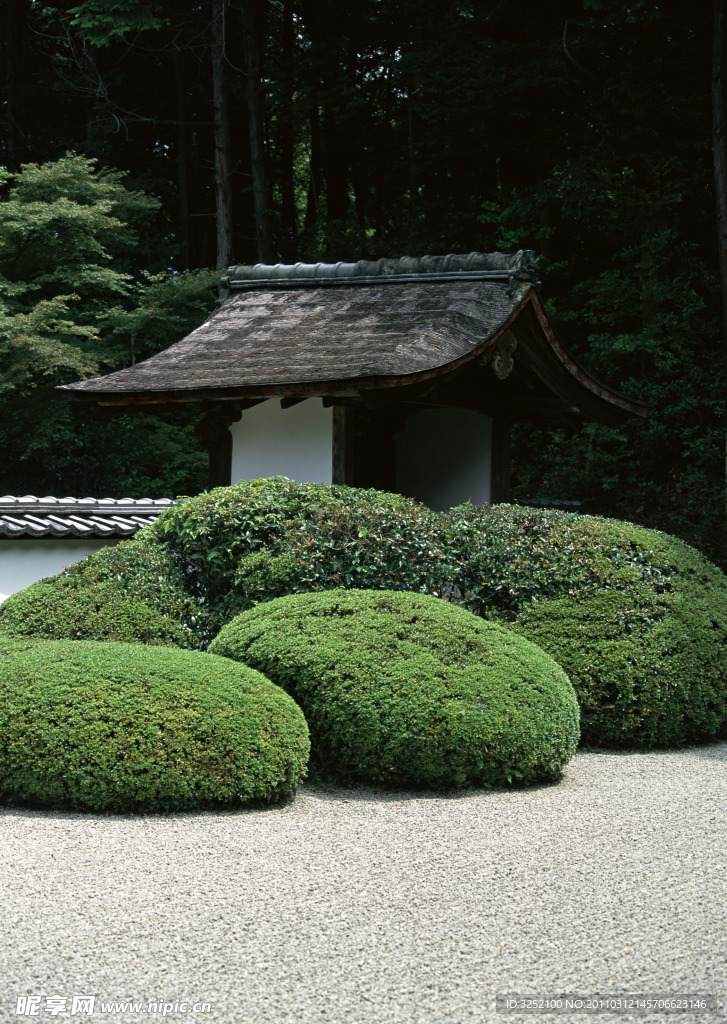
[195,404,242,488]
[332,404,355,485]
[491,418,512,503]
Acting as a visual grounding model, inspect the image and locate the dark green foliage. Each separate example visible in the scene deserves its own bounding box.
[233,487,449,609]
[209,589,580,789]
[149,478,448,629]
[0,539,210,648]
[512,586,727,749]
[0,155,216,498]
[476,5,726,566]
[442,504,673,619]
[67,1,168,45]
[444,504,727,748]
[32,410,208,500]
[0,639,309,812]
[147,478,348,628]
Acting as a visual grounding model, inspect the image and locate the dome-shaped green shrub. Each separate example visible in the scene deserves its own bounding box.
[0,540,209,649]
[209,589,579,788]
[444,504,727,748]
[0,579,194,648]
[147,478,449,629]
[442,503,679,617]
[0,639,309,812]
[512,586,727,748]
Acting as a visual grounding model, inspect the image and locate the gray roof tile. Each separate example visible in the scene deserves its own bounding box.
[56,250,648,426]
[0,497,174,539]
[59,252,539,400]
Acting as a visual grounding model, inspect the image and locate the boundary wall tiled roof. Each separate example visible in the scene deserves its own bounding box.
[0,497,174,539]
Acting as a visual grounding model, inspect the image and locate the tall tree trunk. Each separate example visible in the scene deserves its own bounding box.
[320,9,349,248]
[322,99,349,226]
[173,47,191,270]
[279,0,297,260]
[304,105,323,241]
[211,0,234,271]
[242,0,274,264]
[712,0,727,518]
[301,0,351,256]
[4,0,24,169]
[407,84,421,214]
[714,0,727,346]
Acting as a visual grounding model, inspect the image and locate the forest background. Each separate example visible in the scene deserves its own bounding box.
[2,0,726,567]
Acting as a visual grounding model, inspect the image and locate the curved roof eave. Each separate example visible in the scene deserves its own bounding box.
[515,291,648,421]
[58,287,647,424]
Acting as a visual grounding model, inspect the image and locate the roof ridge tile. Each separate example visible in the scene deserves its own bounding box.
[223,250,539,292]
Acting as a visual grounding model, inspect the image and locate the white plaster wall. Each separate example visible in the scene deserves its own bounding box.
[0,539,117,603]
[395,408,492,511]
[230,398,333,485]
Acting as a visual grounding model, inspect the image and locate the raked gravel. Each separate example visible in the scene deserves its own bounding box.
[1,744,726,1024]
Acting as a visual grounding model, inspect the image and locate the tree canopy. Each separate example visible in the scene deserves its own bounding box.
[0,154,216,496]
[0,0,725,563]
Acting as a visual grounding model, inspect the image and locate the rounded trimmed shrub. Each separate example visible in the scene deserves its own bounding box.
[209,589,579,788]
[0,639,309,812]
[0,540,209,649]
[444,504,727,748]
[512,586,727,748]
[147,477,449,629]
[0,579,194,648]
[442,503,677,617]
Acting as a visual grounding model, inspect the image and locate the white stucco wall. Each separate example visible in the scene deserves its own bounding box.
[395,408,492,511]
[0,538,118,603]
[230,398,333,485]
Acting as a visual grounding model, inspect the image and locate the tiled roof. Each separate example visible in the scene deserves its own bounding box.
[0,497,175,539]
[59,252,538,400]
[57,249,648,427]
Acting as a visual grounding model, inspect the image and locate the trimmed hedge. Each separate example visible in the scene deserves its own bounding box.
[442,504,727,748]
[442,504,674,618]
[209,589,580,788]
[0,540,209,648]
[6,486,724,754]
[146,478,449,629]
[512,583,727,749]
[0,639,309,812]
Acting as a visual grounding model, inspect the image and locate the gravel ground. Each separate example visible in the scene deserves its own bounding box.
[1,744,726,1024]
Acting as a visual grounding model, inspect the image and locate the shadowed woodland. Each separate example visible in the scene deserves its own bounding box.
[1,0,726,565]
